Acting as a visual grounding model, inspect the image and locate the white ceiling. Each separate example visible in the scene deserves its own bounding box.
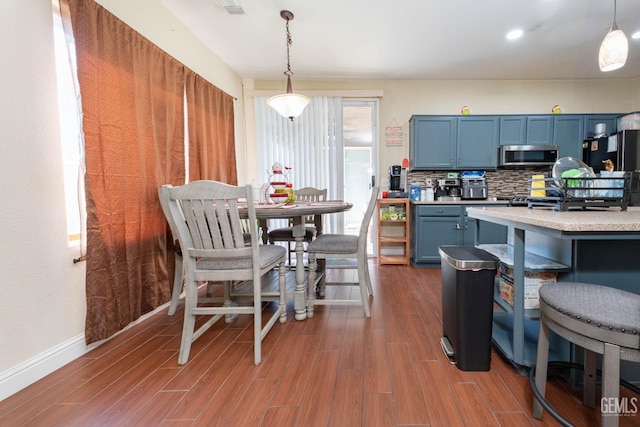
[157,0,640,81]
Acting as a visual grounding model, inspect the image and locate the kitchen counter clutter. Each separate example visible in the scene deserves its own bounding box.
[410,199,508,205]
[466,206,640,378]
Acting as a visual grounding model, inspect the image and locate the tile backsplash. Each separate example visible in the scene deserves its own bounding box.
[407,168,551,197]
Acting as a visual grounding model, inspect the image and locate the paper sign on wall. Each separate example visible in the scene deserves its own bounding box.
[385,126,403,146]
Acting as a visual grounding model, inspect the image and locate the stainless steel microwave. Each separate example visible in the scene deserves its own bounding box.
[499,145,559,167]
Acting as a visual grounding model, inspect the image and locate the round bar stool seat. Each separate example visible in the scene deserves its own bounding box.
[532,282,640,427]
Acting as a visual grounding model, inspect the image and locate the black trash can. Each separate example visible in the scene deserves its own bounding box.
[438,245,499,371]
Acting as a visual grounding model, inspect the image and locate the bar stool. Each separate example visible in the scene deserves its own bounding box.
[531,282,640,427]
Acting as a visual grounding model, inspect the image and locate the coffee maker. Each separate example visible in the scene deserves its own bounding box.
[434,172,462,199]
[436,178,461,198]
[389,165,408,198]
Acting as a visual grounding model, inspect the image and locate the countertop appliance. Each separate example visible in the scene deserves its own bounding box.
[388,164,408,198]
[435,178,461,200]
[499,145,559,167]
[583,129,640,205]
[460,171,488,200]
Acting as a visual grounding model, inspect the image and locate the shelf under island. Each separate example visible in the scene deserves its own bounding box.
[466,206,640,382]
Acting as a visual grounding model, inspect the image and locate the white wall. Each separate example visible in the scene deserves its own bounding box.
[0,0,244,400]
[0,0,86,399]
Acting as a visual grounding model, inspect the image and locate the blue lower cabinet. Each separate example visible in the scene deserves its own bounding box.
[464,213,508,246]
[414,216,462,263]
[411,204,507,265]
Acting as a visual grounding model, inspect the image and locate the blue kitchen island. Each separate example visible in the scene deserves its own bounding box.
[467,206,640,380]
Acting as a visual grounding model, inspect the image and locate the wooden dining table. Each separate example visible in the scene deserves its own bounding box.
[253,201,353,320]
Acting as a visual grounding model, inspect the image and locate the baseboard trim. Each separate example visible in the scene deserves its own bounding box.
[0,302,170,401]
[0,334,88,401]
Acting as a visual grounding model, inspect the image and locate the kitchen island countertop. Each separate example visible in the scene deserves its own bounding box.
[467,206,640,233]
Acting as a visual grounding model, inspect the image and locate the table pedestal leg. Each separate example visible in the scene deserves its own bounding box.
[292,220,307,320]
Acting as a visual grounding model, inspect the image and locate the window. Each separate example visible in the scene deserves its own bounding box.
[52,2,83,241]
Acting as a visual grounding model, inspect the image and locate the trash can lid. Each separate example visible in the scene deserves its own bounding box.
[438,245,499,270]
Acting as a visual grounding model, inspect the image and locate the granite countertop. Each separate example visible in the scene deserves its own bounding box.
[467,206,640,232]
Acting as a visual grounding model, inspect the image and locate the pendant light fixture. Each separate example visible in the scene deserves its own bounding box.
[599,0,628,72]
[267,10,309,120]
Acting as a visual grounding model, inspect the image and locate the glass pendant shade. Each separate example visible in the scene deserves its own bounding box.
[599,26,628,71]
[267,92,310,120]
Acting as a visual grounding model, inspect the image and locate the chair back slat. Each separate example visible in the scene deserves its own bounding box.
[206,199,224,249]
[292,187,327,223]
[223,198,247,249]
[161,181,255,261]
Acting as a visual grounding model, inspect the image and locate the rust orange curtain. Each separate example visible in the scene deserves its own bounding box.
[186,71,236,183]
[67,0,186,343]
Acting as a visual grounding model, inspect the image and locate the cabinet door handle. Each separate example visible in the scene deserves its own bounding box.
[436,210,444,214]
[455,223,461,230]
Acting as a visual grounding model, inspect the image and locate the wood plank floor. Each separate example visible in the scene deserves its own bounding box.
[1,262,638,426]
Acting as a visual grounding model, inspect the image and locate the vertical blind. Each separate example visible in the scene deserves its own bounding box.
[255,96,342,232]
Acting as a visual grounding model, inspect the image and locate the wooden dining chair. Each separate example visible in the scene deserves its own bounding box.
[267,187,327,267]
[305,187,380,318]
[158,181,287,365]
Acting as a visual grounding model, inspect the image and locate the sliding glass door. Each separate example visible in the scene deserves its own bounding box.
[342,100,378,255]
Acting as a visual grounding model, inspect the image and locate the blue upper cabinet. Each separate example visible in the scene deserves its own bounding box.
[585,114,620,139]
[410,115,497,170]
[499,116,526,145]
[526,116,554,145]
[410,114,623,170]
[410,116,456,169]
[553,115,584,160]
[456,116,499,169]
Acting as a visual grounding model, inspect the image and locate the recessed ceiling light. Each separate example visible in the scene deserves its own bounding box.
[632,31,640,39]
[506,29,523,40]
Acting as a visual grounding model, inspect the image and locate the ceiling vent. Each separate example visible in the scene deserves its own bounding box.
[219,0,244,15]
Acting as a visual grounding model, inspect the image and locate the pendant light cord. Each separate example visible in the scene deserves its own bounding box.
[285,17,293,77]
[612,0,619,30]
